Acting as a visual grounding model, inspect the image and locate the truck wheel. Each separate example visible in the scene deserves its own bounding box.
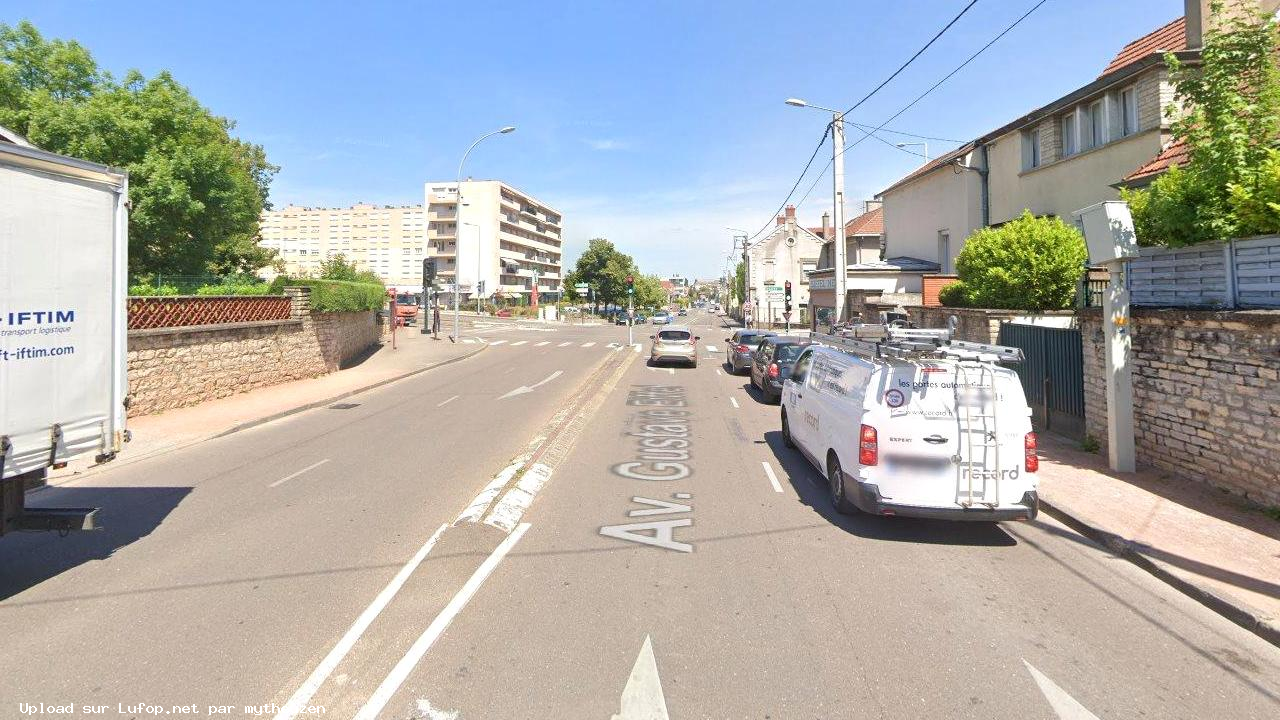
[828,454,857,515]
[781,409,796,449]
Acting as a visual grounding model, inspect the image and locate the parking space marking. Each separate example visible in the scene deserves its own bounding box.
[761,461,784,493]
[436,395,460,408]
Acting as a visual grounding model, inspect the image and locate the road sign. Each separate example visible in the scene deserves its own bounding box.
[766,285,784,301]
[575,283,590,291]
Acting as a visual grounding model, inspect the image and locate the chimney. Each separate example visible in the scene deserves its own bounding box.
[1185,0,1208,49]
[864,199,883,213]
[785,204,796,221]
[821,211,830,240]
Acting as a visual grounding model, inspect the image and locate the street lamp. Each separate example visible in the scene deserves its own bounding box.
[896,141,928,161]
[453,125,516,342]
[786,97,847,326]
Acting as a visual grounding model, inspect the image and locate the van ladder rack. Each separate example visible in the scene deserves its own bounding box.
[810,328,1024,364]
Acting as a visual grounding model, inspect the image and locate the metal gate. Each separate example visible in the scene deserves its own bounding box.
[996,323,1086,439]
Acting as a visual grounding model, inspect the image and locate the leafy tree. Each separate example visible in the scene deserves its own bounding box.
[1123,1,1280,245]
[0,21,278,275]
[565,238,636,309]
[315,253,383,285]
[941,211,1087,311]
[634,274,666,309]
[733,261,746,305]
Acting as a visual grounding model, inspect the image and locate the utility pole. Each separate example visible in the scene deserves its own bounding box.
[831,111,847,327]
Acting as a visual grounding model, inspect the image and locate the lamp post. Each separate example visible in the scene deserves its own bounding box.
[452,125,515,342]
[785,98,846,326]
[896,141,929,161]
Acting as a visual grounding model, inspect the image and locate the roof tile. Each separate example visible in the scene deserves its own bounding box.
[1100,17,1187,77]
[1124,138,1190,183]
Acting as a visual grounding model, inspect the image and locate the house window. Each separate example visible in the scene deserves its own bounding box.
[1062,113,1078,156]
[1084,100,1105,149]
[1022,128,1041,170]
[938,231,951,274]
[1121,87,1138,136]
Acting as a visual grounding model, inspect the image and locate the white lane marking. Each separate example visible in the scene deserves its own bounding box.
[268,459,330,488]
[488,340,507,346]
[535,341,551,347]
[497,370,564,400]
[729,397,739,409]
[435,394,460,408]
[414,699,459,720]
[761,461,784,493]
[558,341,573,347]
[582,342,596,348]
[485,463,552,532]
[510,340,528,346]
[1023,660,1101,720]
[455,437,545,524]
[354,523,532,720]
[611,635,670,720]
[274,524,449,720]
[667,368,674,375]
[715,369,722,376]
[633,344,642,353]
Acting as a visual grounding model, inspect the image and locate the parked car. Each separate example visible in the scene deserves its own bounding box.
[649,326,699,367]
[496,308,513,318]
[780,337,1038,520]
[615,314,630,325]
[652,311,671,325]
[749,336,813,403]
[724,329,776,374]
[677,308,688,316]
[635,314,647,324]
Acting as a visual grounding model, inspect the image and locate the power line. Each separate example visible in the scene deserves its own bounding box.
[745,125,830,242]
[842,0,980,115]
[844,122,966,143]
[794,0,1051,210]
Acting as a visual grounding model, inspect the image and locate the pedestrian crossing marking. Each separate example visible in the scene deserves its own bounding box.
[582,342,596,348]
[510,341,528,346]
[535,341,551,346]
[558,341,573,347]
[489,340,507,345]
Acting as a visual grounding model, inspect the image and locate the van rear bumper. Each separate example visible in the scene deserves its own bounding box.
[850,482,1038,521]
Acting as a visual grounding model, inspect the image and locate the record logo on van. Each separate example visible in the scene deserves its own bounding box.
[884,388,905,408]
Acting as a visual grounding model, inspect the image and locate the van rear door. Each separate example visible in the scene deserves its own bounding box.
[865,362,960,507]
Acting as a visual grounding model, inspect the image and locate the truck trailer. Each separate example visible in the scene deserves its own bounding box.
[0,136,129,536]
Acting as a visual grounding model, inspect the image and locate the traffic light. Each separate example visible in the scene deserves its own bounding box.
[626,275,635,294]
[784,280,792,312]
[422,257,437,285]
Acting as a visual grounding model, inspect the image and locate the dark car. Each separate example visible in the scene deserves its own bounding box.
[724,329,776,374]
[750,336,814,403]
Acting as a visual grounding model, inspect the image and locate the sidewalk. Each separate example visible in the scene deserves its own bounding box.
[50,328,485,483]
[1036,434,1280,646]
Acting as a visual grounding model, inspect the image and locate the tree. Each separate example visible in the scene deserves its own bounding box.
[1123,1,1280,245]
[941,211,1087,311]
[316,253,383,284]
[733,261,746,306]
[0,21,278,276]
[564,238,636,309]
[634,274,666,309]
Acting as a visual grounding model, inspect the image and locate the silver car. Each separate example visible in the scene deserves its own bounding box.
[649,326,699,367]
[724,329,776,374]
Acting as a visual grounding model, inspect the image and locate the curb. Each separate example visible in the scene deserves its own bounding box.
[212,342,488,439]
[42,343,488,486]
[1039,496,1280,649]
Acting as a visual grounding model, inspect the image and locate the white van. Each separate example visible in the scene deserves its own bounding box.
[780,329,1039,521]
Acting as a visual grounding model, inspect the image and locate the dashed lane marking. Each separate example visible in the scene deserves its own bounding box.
[558,341,573,347]
[488,340,507,346]
[729,397,739,409]
[436,395,460,408]
[535,341,550,346]
[268,459,330,489]
[761,461,784,493]
[510,340,528,346]
[582,342,596,348]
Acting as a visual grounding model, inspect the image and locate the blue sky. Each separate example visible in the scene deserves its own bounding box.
[8,0,1183,279]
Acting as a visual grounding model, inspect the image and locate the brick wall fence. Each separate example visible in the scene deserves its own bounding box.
[907,307,1076,343]
[1080,308,1280,506]
[126,287,384,416]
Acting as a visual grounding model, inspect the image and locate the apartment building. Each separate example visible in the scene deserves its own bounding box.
[258,203,427,286]
[424,180,563,301]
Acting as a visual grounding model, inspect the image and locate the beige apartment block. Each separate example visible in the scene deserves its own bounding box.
[258,203,427,287]
[424,180,563,301]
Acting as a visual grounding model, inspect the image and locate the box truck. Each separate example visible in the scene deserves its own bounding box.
[0,135,129,536]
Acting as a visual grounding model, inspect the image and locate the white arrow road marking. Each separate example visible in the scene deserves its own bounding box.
[761,461,783,493]
[436,395,459,408]
[274,524,449,720]
[354,524,531,720]
[268,459,330,488]
[1023,660,1102,720]
[497,370,564,399]
[611,635,670,720]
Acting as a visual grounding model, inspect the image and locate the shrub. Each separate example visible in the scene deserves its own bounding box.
[270,277,386,312]
[1229,148,1280,236]
[937,281,971,308]
[194,282,272,296]
[128,283,181,296]
[949,211,1087,311]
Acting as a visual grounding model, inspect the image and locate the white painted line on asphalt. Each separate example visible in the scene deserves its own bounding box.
[354,523,532,720]
[488,340,507,346]
[667,368,674,375]
[613,635,670,720]
[535,341,550,346]
[1023,660,1101,720]
[274,524,449,720]
[582,342,596,347]
[436,395,460,408]
[558,341,573,347]
[761,461,784,493]
[268,459,330,488]
[510,340,528,346]
[633,344,642,353]
[715,369,722,376]
[485,463,552,532]
[729,397,739,409]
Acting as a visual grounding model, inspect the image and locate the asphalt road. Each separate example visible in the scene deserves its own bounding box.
[3,310,1279,719]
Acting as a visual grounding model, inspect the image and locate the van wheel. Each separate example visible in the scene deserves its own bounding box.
[781,409,796,449]
[828,454,857,515]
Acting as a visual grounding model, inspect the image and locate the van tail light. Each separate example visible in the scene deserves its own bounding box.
[767,363,779,379]
[1025,432,1039,473]
[859,424,878,466]
[736,344,750,354]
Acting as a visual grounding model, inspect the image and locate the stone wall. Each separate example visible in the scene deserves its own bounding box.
[126,288,384,416]
[1080,308,1280,506]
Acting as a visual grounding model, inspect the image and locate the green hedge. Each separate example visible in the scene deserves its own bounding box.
[194,282,272,296]
[270,277,386,312]
[128,283,182,296]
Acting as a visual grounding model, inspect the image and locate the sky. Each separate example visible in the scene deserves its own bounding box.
[7,0,1186,280]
